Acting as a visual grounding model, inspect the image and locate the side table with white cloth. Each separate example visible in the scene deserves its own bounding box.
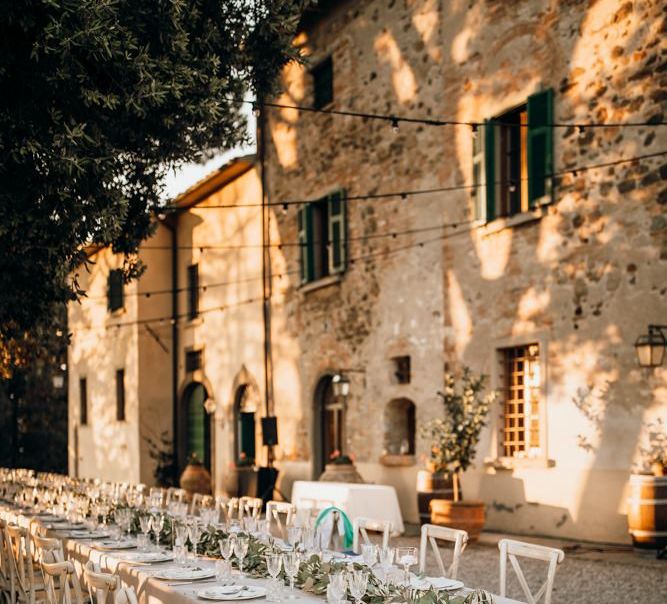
[291,481,405,535]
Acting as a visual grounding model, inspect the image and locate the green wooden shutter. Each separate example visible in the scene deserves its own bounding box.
[327,191,347,274]
[297,204,315,283]
[484,119,496,222]
[472,125,485,220]
[240,412,256,462]
[527,88,554,208]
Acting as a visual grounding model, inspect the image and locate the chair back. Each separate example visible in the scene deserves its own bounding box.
[190,494,214,516]
[113,587,139,604]
[6,523,40,604]
[33,535,64,564]
[0,519,13,596]
[498,538,565,604]
[265,501,295,539]
[84,561,120,604]
[352,517,392,553]
[41,560,84,604]
[418,523,468,579]
[226,498,240,520]
[165,488,186,505]
[238,497,262,520]
[214,495,230,522]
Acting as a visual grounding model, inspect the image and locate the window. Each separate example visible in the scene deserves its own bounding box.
[392,356,411,384]
[108,269,124,312]
[383,398,416,455]
[312,56,333,109]
[474,89,554,221]
[115,369,125,421]
[187,264,199,320]
[79,378,88,426]
[298,191,347,284]
[500,344,541,458]
[185,349,203,373]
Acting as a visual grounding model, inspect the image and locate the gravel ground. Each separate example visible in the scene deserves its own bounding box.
[390,534,666,604]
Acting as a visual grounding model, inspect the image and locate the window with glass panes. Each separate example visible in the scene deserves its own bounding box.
[187,264,199,320]
[108,269,124,312]
[297,191,347,284]
[501,344,541,458]
[474,89,554,222]
[312,56,333,109]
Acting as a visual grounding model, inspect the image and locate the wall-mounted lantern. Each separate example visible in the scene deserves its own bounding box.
[332,373,351,399]
[634,324,667,368]
[203,396,217,414]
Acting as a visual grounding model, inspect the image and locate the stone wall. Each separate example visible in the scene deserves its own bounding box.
[266,0,667,542]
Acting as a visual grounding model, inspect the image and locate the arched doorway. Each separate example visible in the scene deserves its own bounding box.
[180,382,211,471]
[233,384,257,465]
[313,375,344,477]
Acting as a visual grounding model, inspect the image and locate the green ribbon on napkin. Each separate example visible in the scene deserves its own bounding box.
[314,507,354,550]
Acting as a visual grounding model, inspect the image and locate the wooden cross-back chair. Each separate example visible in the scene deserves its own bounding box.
[498,538,565,604]
[265,501,295,539]
[5,524,46,604]
[83,561,120,604]
[41,561,84,604]
[352,517,392,554]
[418,524,468,580]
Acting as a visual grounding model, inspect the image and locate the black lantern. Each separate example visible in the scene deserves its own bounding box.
[331,373,350,398]
[634,325,667,368]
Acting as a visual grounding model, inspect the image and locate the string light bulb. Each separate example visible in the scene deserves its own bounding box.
[281,202,288,215]
[391,118,400,133]
[578,125,585,135]
[509,181,517,193]
[252,102,261,118]
[471,123,479,139]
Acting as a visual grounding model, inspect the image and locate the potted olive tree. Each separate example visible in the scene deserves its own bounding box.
[421,368,495,540]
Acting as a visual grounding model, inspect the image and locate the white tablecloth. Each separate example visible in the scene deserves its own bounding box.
[291,481,405,535]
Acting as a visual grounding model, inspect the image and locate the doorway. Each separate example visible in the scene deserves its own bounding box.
[181,382,211,471]
[313,375,344,477]
[233,384,257,465]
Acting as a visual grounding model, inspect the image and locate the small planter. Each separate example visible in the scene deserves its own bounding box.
[319,463,364,484]
[179,463,212,497]
[430,499,485,541]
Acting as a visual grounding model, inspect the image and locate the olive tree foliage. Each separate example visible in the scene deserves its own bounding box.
[0,0,306,365]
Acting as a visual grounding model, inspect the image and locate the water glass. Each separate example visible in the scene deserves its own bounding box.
[328,572,347,603]
[348,569,369,604]
[173,542,187,566]
[215,559,232,584]
[187,520,202,557]
[287,526,302,551]
[361,543,377,567]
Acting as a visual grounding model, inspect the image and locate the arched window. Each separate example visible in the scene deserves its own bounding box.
[233,385,257,465]
[383,398,416,455]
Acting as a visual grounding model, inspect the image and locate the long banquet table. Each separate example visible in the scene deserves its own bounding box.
[1,504,521,604]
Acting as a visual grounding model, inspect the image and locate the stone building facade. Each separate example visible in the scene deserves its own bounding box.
[68,0,666,545]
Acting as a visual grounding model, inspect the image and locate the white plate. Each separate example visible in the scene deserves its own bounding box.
[91,540,137,551]
[152,567,216,581]
[197,586,268,601]
[50,523,83,530]
[66,531,110,539]
[426,577,464,591]
[118,552,174,564]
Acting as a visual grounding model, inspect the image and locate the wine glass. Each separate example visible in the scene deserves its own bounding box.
[379,545,395,580]
[187,520,202,558]
[234,535,249,576]
[265,553,283,600]
[348,569,369,604]
[287,526,302,551]
[151,512,165,550]
[219,536,235,563]
[361,543,377,567]
[282,551,300,599]
[328,572,347,604]
[396,546,418,586]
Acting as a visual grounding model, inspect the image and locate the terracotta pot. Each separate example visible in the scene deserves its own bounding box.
[430,499,485,541]
[628,474,667,551]
[179,464,212,497]
[416,470,454,525]
[319,463,364,483]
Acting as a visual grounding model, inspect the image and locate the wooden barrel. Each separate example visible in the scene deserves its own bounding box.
[430,499,486,541]
[627,474,667,550]
[416,471,453,525]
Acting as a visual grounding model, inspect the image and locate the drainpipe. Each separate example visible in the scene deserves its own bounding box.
[162,215,179,483]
